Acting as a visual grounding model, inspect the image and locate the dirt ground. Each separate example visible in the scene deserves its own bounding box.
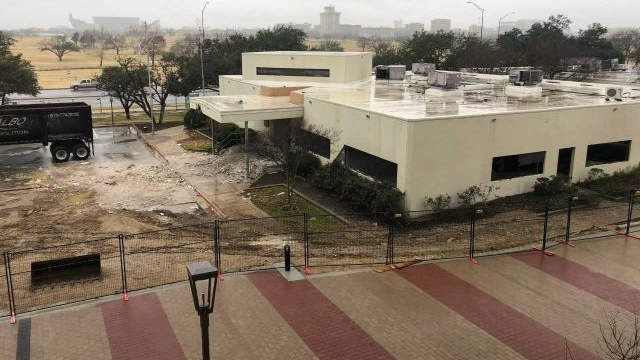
[0,126,214,253]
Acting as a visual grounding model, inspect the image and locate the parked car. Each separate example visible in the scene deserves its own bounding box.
[70,79,98,91]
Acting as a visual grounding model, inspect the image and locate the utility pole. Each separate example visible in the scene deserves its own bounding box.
[144,21,155,135]
[466,1,485,41]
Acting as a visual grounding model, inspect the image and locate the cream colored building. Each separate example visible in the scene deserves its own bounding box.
[192,51,640,212]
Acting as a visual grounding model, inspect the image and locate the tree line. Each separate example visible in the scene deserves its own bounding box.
[372,15,638,79]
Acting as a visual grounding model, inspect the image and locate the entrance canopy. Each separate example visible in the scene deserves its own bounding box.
[190,95,304,124]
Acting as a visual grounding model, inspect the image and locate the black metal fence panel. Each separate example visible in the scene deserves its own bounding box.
[0,255,8,317]
[124,223,214,292]
[569,202,629,242]
[393,211,469,263]
[218,216,304,273]
[8,237,121,313]
[307,214,387,268]
[473,213,545,256]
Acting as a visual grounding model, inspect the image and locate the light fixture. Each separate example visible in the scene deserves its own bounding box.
[187,261,219,360]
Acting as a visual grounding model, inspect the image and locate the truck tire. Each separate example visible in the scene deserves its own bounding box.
[51,145,71,162]
[72,143,90,160]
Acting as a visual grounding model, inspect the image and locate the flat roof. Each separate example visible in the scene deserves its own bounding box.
[190,95,303,123]
[242,51,373,57]
[299,76,640,121]
[221,72,640,121]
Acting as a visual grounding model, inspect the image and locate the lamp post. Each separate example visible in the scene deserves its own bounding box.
[144,22,155,135]
[187,261,219,360]
[109,97,114,125]
[498,11,515,35]
[97,98,103,114]
[466,1,485,41]
[201,1,210,98]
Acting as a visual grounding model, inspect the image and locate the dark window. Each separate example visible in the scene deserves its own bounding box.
[298,128,330,158]
[256,67,330,78]
[586,141,631,166]
[492,151,545,181]
[344,146,398,184]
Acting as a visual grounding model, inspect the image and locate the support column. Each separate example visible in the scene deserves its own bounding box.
[244,121,249,181]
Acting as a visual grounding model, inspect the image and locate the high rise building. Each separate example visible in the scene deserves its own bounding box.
[431,18,451,32]
[320,6,341,37]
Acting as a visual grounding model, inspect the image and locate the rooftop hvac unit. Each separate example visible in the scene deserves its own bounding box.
[375,66,390,80]
[388,65,406,80]
[428,70,461,89]
[509,69,542,86]
[412,63,436,75]
[375,65,406,80]
[605,87,623,101]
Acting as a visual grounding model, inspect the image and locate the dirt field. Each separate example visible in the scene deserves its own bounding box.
[10,36,179,89]
[0,126,214,253]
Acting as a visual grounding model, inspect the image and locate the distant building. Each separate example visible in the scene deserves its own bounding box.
[499,21,517,34]
[468,24,482,35]
[68,14,143,34]
[278,22,313,33]
[339,24,362,39]
[320,6,341,37]
[405,23,424,36]
[394,19,404,29]
[431,19,451,32]
[360,27,396,39]
[515,19,541,31]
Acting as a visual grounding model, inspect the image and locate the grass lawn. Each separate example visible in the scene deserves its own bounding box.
[11,36,179,89]
[178,131,212,152]
[92,110,186,126]
[247,185,346,231]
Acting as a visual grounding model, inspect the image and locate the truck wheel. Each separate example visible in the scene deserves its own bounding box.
[72,144,90,160]
[73,85,79,91]
[51,146,70,162]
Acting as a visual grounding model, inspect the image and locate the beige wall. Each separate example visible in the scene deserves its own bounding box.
[303,99,411,195]
[304,98,640,211]
[241,52,373,84]
[404,103,640,211]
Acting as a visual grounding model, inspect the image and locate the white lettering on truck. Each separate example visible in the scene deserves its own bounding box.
[0,116,27,127]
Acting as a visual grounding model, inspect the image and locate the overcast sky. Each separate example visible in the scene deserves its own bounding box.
[3,0,639,31]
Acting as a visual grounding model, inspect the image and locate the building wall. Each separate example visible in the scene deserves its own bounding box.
[431,19,451,32]
[303,98,411,194]
[303,97,640,211]
[403,103,640,210]
[241,53,373,84]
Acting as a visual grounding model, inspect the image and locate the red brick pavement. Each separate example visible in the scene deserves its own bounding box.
[513,251,640,313]
[399,264,599,360]
[248,271,394,360]
[100,293,186,360]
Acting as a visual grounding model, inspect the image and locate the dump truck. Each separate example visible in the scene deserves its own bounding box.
[0,102,93,162]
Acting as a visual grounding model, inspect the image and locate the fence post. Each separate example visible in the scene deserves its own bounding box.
[467,206,478,264]
[542,200,549,251]
[214,220,223,281]
[386,217,394,265]
[304,213,311,275]
[4,253,16,324]
[563,196,577,247]
[118,235,129,301]
[626,189,637,236]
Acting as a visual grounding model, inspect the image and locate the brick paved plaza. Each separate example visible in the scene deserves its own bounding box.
[2,234,640,359]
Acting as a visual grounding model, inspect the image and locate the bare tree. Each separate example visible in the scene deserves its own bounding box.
[610,29,640,65]
[599,310,640,360]
[251,120,337,210]
[39,35,79,62]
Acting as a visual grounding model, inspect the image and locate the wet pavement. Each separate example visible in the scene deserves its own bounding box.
[2,234,640,359]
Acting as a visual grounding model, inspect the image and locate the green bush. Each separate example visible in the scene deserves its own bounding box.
[424,194,452,213]
[457,184,499,207]
[586,168,609,182]
[294,152,321,178]
[183,109,206,129]
[532,175,570,196]
[310,163,404,217]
